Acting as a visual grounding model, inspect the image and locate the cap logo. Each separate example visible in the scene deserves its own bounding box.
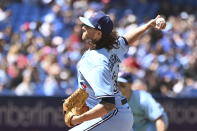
[97,25,101,29]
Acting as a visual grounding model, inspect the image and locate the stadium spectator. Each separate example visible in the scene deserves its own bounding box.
[0,0,197,97]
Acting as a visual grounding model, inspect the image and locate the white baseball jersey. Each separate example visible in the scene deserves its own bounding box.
[70,37,133,131]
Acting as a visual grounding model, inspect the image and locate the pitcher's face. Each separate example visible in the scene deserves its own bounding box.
[81,25,102,42]
[118,82,132,99]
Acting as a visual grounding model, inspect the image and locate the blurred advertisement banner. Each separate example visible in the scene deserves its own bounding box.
[157,97,197,131]
[0,96,197,131]
[0,96,69,131]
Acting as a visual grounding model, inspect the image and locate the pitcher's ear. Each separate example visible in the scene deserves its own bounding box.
[97,30,102,37]
[95,30,102,41]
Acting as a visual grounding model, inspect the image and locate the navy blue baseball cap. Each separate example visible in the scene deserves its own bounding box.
[79,11,113,34]
[117,73,133,83]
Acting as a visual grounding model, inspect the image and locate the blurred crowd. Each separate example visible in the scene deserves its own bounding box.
[0,0,197,97]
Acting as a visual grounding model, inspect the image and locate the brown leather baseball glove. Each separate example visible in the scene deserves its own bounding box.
[63,88,89,127]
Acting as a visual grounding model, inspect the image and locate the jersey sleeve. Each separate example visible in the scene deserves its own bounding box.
[83,65,114,99]
[114,36,129,61]
[141,91,164,121]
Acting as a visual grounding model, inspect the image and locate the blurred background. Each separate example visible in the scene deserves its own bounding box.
[0,0,197,131]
